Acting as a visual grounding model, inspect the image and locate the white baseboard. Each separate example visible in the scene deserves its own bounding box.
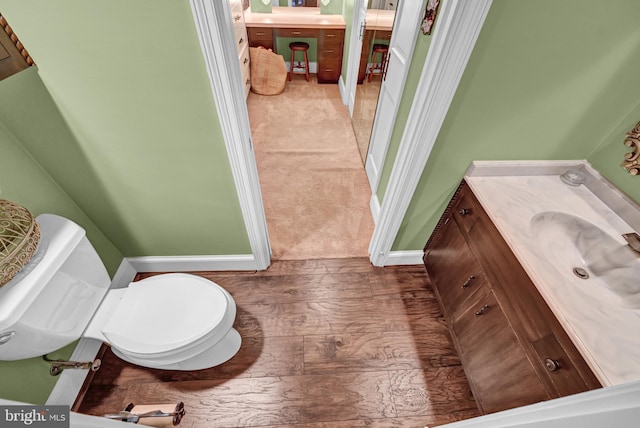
[370,193,381,224]
[285,61,317,74]
[385,250,424,266]
[338,74,348,106]
[125,254,258,273]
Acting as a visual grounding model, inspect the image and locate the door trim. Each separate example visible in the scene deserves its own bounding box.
[342,0,365,114]
[369,0,493,266]
[189,0,271,270]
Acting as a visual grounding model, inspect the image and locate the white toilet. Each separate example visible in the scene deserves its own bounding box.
[0,214,241,371]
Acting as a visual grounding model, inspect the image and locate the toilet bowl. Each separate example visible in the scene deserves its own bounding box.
[0,214,241,371]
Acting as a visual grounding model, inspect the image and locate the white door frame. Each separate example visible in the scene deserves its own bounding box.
[368,0,492,266]
[189,0,490,268]
[189,0,271,270]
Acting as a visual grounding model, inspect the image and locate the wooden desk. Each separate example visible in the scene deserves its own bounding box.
[244,7,345,84]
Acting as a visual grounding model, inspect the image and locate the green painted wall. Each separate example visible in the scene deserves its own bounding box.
[0,0,251,258]
[376,30,433,200]
[0,70,125,404]
[391,0,640,251]
[0,69,123,275]
[588,101,640,203]
[321,0,343,15]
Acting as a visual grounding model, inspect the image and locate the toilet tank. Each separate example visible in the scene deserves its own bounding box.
[0,214,111,360]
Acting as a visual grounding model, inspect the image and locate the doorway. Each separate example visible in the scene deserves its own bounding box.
[246,75,374,260]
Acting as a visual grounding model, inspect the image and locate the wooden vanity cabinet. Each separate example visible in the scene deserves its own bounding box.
[424,180,601,414]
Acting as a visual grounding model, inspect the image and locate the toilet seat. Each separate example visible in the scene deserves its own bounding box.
[85,273,240,369]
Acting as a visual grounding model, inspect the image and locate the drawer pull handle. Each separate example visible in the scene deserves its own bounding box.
[544,358,561,372]
[256,32,266,36]
[459,208,471,216]
[474,304,490,316]
[461,275,476,288]
[234,14,241,21]
[239,37,244,45]
[326,34,336,38]
[244,57,249,64]
[292,31,302,36]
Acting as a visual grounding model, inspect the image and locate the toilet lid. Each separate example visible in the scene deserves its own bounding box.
[101,274,229,355]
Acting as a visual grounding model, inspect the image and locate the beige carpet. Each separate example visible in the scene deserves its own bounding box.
[247,75,375,260]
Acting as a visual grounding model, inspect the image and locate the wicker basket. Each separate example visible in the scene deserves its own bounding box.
[249,46,287,96]
[0,199,40,287]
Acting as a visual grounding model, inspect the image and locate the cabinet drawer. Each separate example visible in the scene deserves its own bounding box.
[248,28,273,49]
[319,30,344,47]
[318,46,341,61]
[453,290,549,414]
[317,60,341,83]
[452,189,482,233]
[425,217,489,322]
[279,28,316,38]
[531,334,591,397]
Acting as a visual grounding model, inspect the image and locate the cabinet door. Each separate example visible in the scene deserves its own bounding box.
[453,290,549,414]
[425,217,489,322]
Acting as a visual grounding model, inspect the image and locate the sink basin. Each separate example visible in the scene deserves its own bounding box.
[530,211,640,309]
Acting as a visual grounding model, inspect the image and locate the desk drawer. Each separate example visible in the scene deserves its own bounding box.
[317,58,341,83]
[248,27,273,49]
[279,28,316,38]
[319,29,344,48]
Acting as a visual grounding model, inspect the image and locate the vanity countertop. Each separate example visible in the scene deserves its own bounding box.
[464,160,640,387]
[244,6,346,29]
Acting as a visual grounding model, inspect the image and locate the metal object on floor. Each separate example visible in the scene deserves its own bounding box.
[103,402,185,426]
[43,354,101,376]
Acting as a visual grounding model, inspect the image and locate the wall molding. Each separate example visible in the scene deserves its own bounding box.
[125,254,258,274]
[386,250,424,266]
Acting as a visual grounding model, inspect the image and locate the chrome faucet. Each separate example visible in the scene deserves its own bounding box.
[622,233,640,254]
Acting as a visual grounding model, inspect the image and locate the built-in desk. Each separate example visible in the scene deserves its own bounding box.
[244,7,345,83]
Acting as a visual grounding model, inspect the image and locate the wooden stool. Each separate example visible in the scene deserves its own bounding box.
[368,44,389,82]
[289,41,310,82]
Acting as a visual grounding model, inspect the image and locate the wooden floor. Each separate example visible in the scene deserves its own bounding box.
[77,259,480,427]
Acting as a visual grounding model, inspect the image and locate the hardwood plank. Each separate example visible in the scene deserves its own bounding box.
[211,272,373,305]
[389,368,479,418]
[89,336,304,387]
[235,298,444,338]
[76,385,130,417]
[367,265,434,300]
[303,332,460,374]
[262,413,477,427]
[119,372,396,427]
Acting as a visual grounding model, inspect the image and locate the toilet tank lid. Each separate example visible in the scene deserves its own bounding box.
[0,214,85,331]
